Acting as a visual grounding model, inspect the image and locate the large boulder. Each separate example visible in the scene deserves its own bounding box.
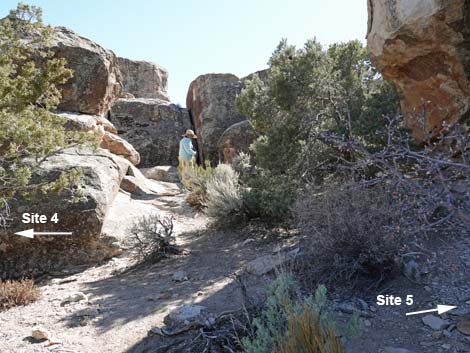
[57,112,139,165]
[242,69,269,84]
[47,27,122,115]
[367,0,470,142]
[218,120,258,163]
[100,131,141,165]
[59,112,104,134]
[117,57,170,101]
[186,74,247,164]
[0,147,130,279]
[109,98,191,167]
[141,166,179,183]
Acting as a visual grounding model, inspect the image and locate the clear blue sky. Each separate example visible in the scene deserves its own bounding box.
[1,1,368,106]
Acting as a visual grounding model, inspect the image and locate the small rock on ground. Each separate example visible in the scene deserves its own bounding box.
[172,270,189,282]
[422,314,449,330]
[384,347,417,353]
[165,304,206,325]
[456,317,470,335]
[31,327,50,341]
[61,291,88,306]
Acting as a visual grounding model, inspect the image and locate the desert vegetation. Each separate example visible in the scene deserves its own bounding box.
[0,4,94,227]
[185,37,469,350]
[242,275,359,353]
[126,214,175,264]
[195,36,469,250]
[1,2,469,353]
[0,278,40,310]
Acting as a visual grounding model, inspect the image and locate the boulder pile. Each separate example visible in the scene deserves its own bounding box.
[1,23,264,278]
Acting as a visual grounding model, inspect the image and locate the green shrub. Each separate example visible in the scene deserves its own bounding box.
[0,4,95,225]
[231,152,253,180]
[236,39,400,222]
[0,279,40,311]
[243,275,357,353]
[205,164,244,225]
[243,174,297,223]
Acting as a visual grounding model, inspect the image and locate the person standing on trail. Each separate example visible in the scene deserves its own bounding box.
[178,129,197,185]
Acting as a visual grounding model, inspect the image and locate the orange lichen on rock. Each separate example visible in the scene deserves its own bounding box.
[367,0,470,141]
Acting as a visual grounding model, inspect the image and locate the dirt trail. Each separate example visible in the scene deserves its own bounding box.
[0,186,285,353]
[3,183,468,353]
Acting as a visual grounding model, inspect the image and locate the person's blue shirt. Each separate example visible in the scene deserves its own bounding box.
[179,137,197,160]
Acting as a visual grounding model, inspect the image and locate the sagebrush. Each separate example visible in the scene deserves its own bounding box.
[184,161,217,208]
[205,164,244,225]
[231,152,254,180]
[242,275,358,353]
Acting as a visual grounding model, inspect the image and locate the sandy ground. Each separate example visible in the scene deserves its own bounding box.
[0,187,287,353]
[1,182,469,353]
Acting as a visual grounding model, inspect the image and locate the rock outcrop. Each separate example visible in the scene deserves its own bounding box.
[367,0,470,142]
[0,147,130,279]
[47,27,122,116]
[186,74,247,164]
[117,57,170,101]
[242,69,269,84]
[60,112,106,137]
[141,166,180,183]
[109,98,191,167]
[218,120,258,163]
[58,112,140,165]
[100,131,141,165]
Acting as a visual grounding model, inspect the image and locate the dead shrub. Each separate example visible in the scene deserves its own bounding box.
[293,185,406,285]
[126,214,175,263]
[290,118,469,290]
[323,118,470,238]
[0,278,40,310]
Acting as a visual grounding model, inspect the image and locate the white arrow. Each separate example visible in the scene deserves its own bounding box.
[406,305,457,316]
[14,228,73,239]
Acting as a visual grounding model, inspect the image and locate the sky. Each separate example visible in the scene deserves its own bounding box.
[0,0,368,106]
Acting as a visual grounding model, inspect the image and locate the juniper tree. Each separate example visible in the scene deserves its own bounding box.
[0,4,88,226]
[237,39,400,220]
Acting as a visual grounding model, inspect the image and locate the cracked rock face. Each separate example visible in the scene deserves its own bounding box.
[48,27,123,116]
[109,98,191,167]
[367,0,470,142]
[186,74,247,164]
